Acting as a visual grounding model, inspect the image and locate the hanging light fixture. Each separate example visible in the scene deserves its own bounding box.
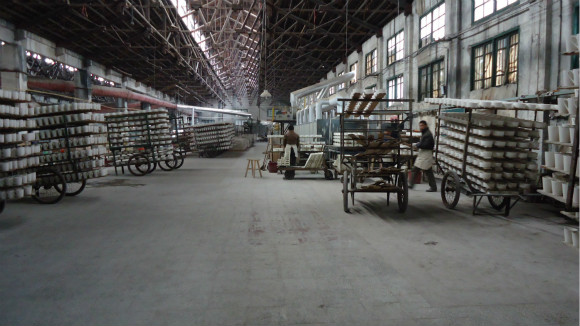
[260,0,271,99]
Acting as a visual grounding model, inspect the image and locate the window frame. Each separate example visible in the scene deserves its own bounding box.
[350,62,358,85]
[387,30,405,66]
[470,28,520,91]
[472,0,519,24]
[365,49,378,76]
[572,4,579,69]
[337,71,346,90]
[386,74,404,107]
[419,1,446,48]
[418,59,445,102]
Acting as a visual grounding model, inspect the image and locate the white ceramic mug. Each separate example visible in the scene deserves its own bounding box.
[545,151,556,168]
[552,179,564,196]
[559,126,571,143]
[548,126,559,142]
[568,97,578,116]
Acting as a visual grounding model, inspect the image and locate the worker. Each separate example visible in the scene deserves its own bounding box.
[409,120,437,192]
[283,125,300,165]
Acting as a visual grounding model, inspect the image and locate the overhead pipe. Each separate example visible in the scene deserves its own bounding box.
[27,78,177,108]
[290,71,354,107]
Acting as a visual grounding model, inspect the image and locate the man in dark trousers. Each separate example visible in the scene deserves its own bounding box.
[410,120,437,192]
[283,125,300,165]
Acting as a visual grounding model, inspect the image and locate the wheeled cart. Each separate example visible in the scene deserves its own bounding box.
[338,98,415,213]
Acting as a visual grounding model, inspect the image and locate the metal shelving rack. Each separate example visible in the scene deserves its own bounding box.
[339,98,415,214]
[0,90,42,212]
[33,102,109,201]
[105,109,181,176]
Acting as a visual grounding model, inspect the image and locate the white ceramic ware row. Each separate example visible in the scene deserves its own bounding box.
[556,97,579,116]
[441,112,540,129]
[0,173,36,188]
[0,105,34,117]
[41,148,107,163]
[0,185,34,200]
[33,103,101,116]
[107,123,169,131]
[545,151,579,174]
[440,146,533,167]
[427,98,558,111]
[542,176,579,205]
[38,125,106,139]
[0,132,37,144]
[40,136,108,150]
[547,125,575,143]
[0,89,31,102]
[35,113,105,127]
[442,134,533,150]
[0,119,36,129]
[439,160,526,191]
[0,145,41,159]
[63,168,109,181]
[0,156,40,171]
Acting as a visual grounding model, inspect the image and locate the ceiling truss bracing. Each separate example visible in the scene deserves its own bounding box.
[259,0,412,104]
[0,0,236,106]
[0,0,411,106]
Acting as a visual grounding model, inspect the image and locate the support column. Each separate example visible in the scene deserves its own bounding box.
[74,58,92,102]
[0,42,27,91]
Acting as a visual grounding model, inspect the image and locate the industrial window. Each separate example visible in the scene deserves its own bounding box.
[418,60,445,101]
[472,31,519,90]
[420,2,445,48]
[474,0,518,22]
[387,75,404,106]
[387,31,405,65]
[365,49,377,75]
[350,63,358,85]
[337,72,346,90]
[329,85,336,96]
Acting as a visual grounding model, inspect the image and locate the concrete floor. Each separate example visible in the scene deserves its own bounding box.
[0,143,578,326]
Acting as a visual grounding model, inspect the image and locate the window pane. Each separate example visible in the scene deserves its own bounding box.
[495,37,508,85]
[396,32,404,61]
[474,0,494,21]
[508,33,519,84]
[387,38,396,65]
[397,76,404,100]
[350,63,357,84]
[497,0,508,9]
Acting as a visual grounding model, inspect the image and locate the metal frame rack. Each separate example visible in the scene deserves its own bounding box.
[105,109,182,176]
[339,98,415,214]
[189,122,235,158]
[0,90,42,213]
[430,98,551,216]
[33,102,109,203]
[277,135,336,180]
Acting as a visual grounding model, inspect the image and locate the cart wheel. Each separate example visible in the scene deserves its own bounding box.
[284,170,295,180]
[441,171,461,209]
[148,160,157,173]
[324,169,333,180]
[128,154,151,176]
[343,171,349,212]
[32,168,67,204]
[158,153,177,171]
[173,152,185,169]
[488,196,509,211]
[397,172,409,213]
[55,179,87,197]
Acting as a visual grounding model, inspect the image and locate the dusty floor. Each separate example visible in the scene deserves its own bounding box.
[0,143,578,326]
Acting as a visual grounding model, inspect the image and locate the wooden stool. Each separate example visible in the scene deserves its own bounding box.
[245,159,263,178]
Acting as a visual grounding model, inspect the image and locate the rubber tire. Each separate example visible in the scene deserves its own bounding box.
[324,169,333,180]
[158,154,177,171]
[397,172,409,213]
[284,170,295,180]
[55,179,86,196]
[32,168,67,204]
[343,171,349,212]
[0,200,5,214]
[441,171,461,209]
[128,154,151,176]
[488,196,509,211]
[173,152,185,169]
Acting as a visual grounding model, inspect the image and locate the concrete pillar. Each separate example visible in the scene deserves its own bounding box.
[0,43,27,91]
[74,69,92,102]
[140,102,151,111]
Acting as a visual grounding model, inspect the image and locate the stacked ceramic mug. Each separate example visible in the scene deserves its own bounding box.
[34,103,109,182]
[0,100,42,200]
[105,109,174,166]
[432,106,543,194]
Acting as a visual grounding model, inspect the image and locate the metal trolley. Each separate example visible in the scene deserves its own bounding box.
[339,98,415,213]
[278,145,337,180]
[433,100,549,216]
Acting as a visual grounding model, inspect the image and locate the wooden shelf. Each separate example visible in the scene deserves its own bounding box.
[538,190,579,208]
[545,140,574,147]
[541,165,578,177]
